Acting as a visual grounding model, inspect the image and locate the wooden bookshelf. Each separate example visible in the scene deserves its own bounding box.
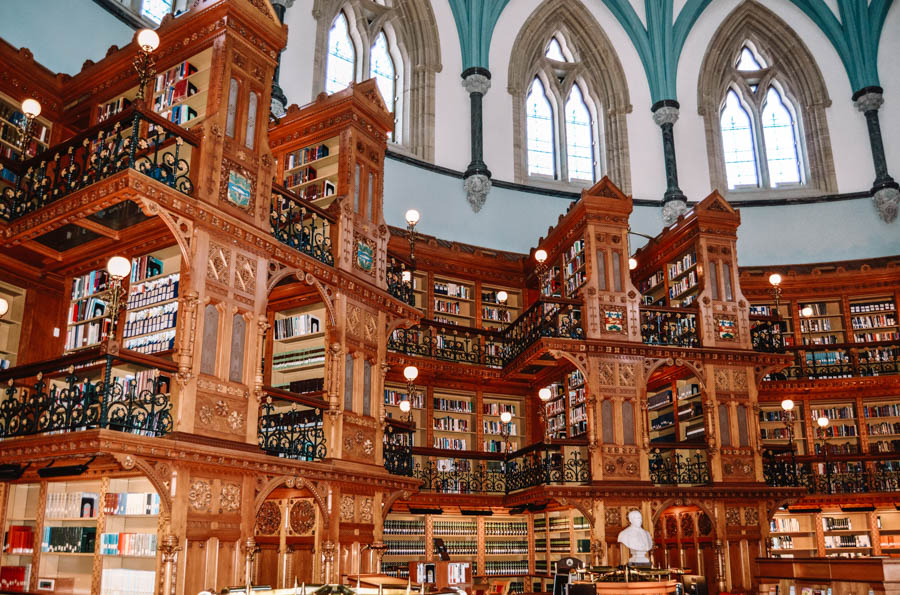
[480,285,521,332]
[810,402,860,455]
[64,268,111,353]
[0,90,51,163]
[0,280,25,370]
[648,374,704,444]
[431,390,474,451]
[799,300,845,345]
[850,296,898,343]
[282,136,340,209]
[759,403,809,455]
[864,400,900,454]
[270,304,326,394]
[122,246,180,357]
[384,382,426,447]
[432,277,474,328]
[532,508,590,588]
[482,394,523,453]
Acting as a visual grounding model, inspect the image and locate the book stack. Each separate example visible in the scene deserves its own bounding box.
[0,566,30,592]
[41,526,97,553]
[3,525,34,554]
[433,397,472,413]
[433,415,468,432]
[45,492,99,519]
[97,97,132,123]
[274,314,321,340]
[100,532,158,557]
[124,328,176,355]
[130,255,164,282]
[104,492,161,516]
[434,282,471,299]
[286,144,330,170]
[71,270,110,300]
[384,389,423,408]
[483,420,516,435]
[154,60,199,111]
[272,346,326,370]
[101,569,156,595]
[124,302,178,338]
[127,273,179,309]
[433,436,467,450]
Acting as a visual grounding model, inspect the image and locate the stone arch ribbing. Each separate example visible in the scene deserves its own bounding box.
[507,0,632,193]
[311,0,442,161]
[697,0,837,197]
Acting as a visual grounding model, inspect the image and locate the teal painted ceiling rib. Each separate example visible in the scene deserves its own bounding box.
[447,0,511,72]
[789,0,894,92]
[600,0,712,104]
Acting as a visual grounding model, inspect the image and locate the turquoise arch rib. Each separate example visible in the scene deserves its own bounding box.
[600,0,713,105]
[447,0,511,72]
[788,0,893,93]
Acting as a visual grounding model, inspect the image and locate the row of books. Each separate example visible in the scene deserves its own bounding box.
[272,346,326,370]
[669,270,698,300]
[123,302,177,338]
[851,313,896,329]
[564,251,585,277]
[127,275,179,310]
[46,491,99,519]
[434,415,469,432]
[384,520,426,535]
[434,521,477,535]
[770,517,801,533]
[802,335,842,345]
[823,517,852,531]
[824,534,870,548]
[71,269,110,300]
[856,330,900,342]
[546,412,566,434]
[120,370,169,397]
[154,60,200,93]
[123,329,176,355]
[811,406,855,420]
[100,532,157,557]
[565,239,585,263]
[800,319,836,333]
[97,96,132,123]
[130,255,165,283]
[285,143,330,170]
[569,403,586,424]
[0,566,30,593]
[0,107,49,144]
[434,299,462,315]
[564,270,586,297]
[159,104,198,126]
[569,387,586,406]
[273,314,321,340]
[483,402,516,416]
[68,296,107,323]
[104,492,161,516]
[867,421,900,436]
[668,252,696,280]
[639,270,666,293]
[101,568,156,595]
[285,166,321,188]
[433,437,467,450]
[384,389,424,408]
[850,300,895,313]
[434,397,473,413]
[648,390,673,410]
[483,420,517,435]
[3,525,34,554]
[482,306,511,322]
[42,526,96,553]
[818,424,858,437]
[154,80,199,111]
[434,281,471,299]
[864,403,900,418]
[291,179,336,201]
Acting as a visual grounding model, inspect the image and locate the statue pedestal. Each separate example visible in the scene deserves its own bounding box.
[589,580,679,595]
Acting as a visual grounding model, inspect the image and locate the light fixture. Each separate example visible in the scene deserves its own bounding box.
[500,411,513,454]
[405,209,420,270]
[538,387,552,402]
[398,399,411,414]
[0,297,8,319]
[817,416,829,428]
[133,28,160,101]
[401,270,412,283]
[628,257,638,270]
[780,399,794,412]
[401,365,418,423]
[496,290,508,305]
[780,399,797,485]
[104,255,132,337]
[768,273,783,313]
[500,411,512,424]
[403,366,418,382]
[801,305,813,317]
[534,249,548,264]
[38,457,96,479]
[17,98,42,157]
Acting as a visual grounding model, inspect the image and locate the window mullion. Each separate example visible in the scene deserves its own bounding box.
[556,94,568,182]
[752,107,770,188]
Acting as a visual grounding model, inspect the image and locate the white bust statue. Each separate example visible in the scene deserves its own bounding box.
[617,510,653,565]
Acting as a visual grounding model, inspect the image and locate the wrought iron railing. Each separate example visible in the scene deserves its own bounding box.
[0,351,173,438]
[639,307,699,347]
[763,342,900,381]
[500,298,583,365]
[389,322,503,368]
[649,448,711,485]
[412,459,506,494]
[386,258,415,305]
[257,398,327,461]
[270,184,335,266]
[1,106,197,220]
[750,315,785,353]
[504,443,591,492]
[762,453,900,494]
[384,422,414,477]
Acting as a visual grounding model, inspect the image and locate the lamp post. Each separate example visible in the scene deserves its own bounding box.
[500,410,513,454]
[405,209,420,270]
[817,416,831,494]
[780,399,797,485]
[400,365,418,423]
[768,273,783,314]
[538,387,553,443]
[105,256,132,338]
[133,28,160,101]
[18,98,41,157]
[534,249,548,279]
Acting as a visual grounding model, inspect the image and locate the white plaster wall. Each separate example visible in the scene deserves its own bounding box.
[878,4,900,184]
[280,0,319,108]
[431,0,468,172]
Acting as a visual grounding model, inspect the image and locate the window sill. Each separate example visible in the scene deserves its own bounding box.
[519,177,595,194]
[722,186,823,202]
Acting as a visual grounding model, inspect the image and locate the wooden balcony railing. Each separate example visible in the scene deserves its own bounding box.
[499,298,583,364]
[1,105,198,220]
[388,321,505,368]
[763,452,900,494]
[750,315,786,353]
[649,447,711,485]
[764,342,900,381]
[257,392,327,462]
[0,347,175,439]
[639,306,699,347]
[270,184,335,266]
[386,257,415,305]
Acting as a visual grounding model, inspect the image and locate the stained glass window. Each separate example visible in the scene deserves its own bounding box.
[326,12,356,94]
[762,87,802,186]
[736,47,765,71]
[565,84,594,182]
[545,38,566,61]
[370,31,396,140]
[720,90,758,188]
[141,0,171,24]
[526,78,555,177]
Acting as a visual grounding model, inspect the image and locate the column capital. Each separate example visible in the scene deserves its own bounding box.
[855,90,884,113]
[462,72,492,95]
[873,187,900,223]
[464,173,492,213]
[662,199,689,225]
[270,0,295,9]
[652,105,680,127]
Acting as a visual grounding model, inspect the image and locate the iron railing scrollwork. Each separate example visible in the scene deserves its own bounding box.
[388,323,503,368]
[504,446,591,492]
[500,299,583,365]
[762,453,900,494]
[412,460,506,494]
[1,107,197,220]
[386,258,415,305]
[649,449,711,485]
[0,358,172,438]
[270,184,335,266]
[383,426,414,477]
[750,317,785,353]
[639,307,699,348]
[257,400,327,462]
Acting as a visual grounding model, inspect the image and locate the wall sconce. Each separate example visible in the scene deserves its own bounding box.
[134,28,160,101]
[105,255,132,337]
[18,98,41,157]
[405,209,420,270]
[768,273,783,313]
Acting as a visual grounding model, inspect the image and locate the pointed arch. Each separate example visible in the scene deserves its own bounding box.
[697,1,836,196]
[312,0,442,161]
[508,0,632,193]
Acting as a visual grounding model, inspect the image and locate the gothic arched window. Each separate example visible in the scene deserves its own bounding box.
[325,11,356,94]
[370,30,399,140]
[565,84,595,182]
[526,78,555,177]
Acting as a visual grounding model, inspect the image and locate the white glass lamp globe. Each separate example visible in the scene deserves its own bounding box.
[403,365,418,382]
[21,98,41,119]
[801,306,813,317]
[538,387,552,402]
[0,297,9,318]
[768,273,782,287]
[628,257,638,270]
[500,411,512,424]
[106,256,132,279]
[496,290,508,304]
[136,28,160,52]
[399,400,411,413]
[535,249,548,264]
[401,271,412,283]
[405,209,420,226]
[781,399,794,412]
[817,416,829,428]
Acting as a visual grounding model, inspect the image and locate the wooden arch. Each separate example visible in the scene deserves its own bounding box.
[254,475,331,530]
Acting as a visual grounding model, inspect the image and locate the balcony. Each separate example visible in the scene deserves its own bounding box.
[649,447,711,486]
[257,387,328,462]
[764,342,900,381]
[270,184,335,267]
[0,347,174,439]
[388,321,505,368]
[639,306,699,347]
[763,453,900,494]
[1,106,197,221]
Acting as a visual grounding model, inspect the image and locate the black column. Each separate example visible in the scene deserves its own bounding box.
[270,0,293,119]
[461,67,493,212]
[854,86,900,223]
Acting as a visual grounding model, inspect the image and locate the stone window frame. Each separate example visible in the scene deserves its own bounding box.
[697,2,837,199]
[312,0,442,161]
[508,0,632,194]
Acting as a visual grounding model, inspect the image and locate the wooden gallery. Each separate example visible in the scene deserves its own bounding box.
[0,1,898,594]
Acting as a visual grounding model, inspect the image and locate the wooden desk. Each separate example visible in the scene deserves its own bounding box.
[756,557,900,595]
